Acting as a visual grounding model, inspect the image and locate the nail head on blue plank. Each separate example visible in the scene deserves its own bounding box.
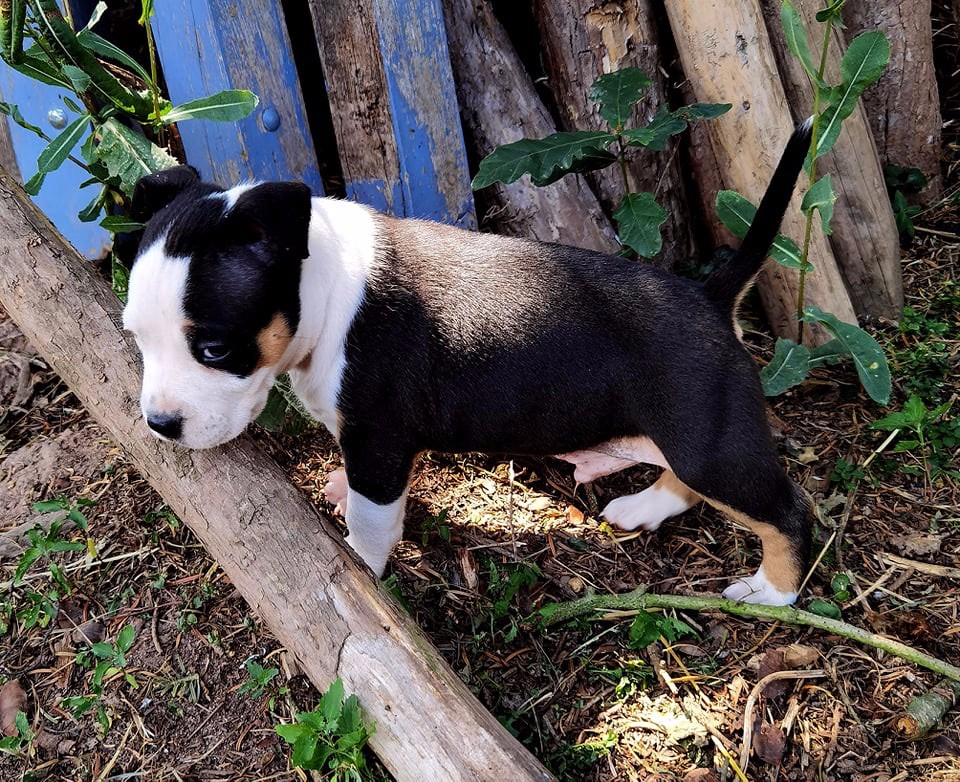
[261,107,281,132]
[48,108,67,129]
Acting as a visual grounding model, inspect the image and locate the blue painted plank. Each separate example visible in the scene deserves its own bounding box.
[371,0,475,228]
[0,67,109,259]
[150,0,323,194]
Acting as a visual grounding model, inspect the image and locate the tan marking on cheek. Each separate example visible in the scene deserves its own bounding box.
[256,314,293,370]
[704,499,803,594]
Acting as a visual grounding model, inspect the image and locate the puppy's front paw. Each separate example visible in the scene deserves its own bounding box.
[323,468,348,515]
[343,535,388,577]
[601,485,686,532]
[723,567,797,606]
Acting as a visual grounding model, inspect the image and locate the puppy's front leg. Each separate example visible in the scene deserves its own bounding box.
[339,435,414,576]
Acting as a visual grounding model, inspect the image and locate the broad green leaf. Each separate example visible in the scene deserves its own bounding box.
[320,678,345,727]
[782,1,817,83]
[808,597,842,619]
[801,174,836,235]
[760,338,811,396]
[672,102,732,121]
[871,394,927,432]
[471,131,616,190]
[77,29,152,85]
[275,723,309,743]
[815,31,889,161]
[79,188,105,222]
[807,337,846,367]
[613,192,667,258]
[162,90,259,125]
[35,114,89,176]
[627,612,660,648]
[94,118,179,197]
[23,170,46,195]
[62,65,92,94]
[589,68,651,131]
[14,548,41,583]
[100,215,145,233]
[714,190,810,270]
[11,48,72,89]
[802,306,890,404]
[290,732,319,768]
[623,107,687,151]
[117,624,135,653]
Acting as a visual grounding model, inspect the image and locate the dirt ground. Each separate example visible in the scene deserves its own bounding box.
[1,205,958,779]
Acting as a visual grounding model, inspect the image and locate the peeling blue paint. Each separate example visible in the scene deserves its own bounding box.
[372,0,475,228]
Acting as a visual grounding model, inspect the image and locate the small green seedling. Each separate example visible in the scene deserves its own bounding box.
[238,659,279,699]
[472,67,730,259]
[89,624,138,691]
[0,710,32,757]
[275,678,375,780]
[871,395,957,487]
[626,610,696,649]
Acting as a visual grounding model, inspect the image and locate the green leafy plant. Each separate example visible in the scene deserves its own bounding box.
[626,610,696,649]
[0,0,257,242]
[471,68,730,258]
[238,658,279,699]
[871,395,958,486]
[89,624,138,691]
[884,164,927,240]
[717,0,891,405]
[275,678,375,780]
[0,709,32,757]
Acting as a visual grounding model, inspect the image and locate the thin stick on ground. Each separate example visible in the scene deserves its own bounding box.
[539,589,960,682]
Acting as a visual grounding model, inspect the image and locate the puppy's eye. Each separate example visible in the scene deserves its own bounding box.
[200,342,231,362]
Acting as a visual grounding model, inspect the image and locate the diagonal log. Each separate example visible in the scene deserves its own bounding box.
[0,171,554,781]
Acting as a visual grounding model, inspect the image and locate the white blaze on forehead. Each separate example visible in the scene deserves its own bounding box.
[123,239,190,339]
[210,183,258,211]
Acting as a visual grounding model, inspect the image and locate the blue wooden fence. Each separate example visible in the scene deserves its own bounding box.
[0,0,476,256]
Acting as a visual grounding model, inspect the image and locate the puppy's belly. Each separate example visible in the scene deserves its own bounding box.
[556,436,669,483]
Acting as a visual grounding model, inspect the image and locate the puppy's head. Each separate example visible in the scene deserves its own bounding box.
[122,166,312,449]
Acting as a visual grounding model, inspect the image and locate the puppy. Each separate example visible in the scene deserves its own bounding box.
[122,120,815,606]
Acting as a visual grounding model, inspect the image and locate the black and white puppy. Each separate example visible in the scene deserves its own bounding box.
[122,120,816,606]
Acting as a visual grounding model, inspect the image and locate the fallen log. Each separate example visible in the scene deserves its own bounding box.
[0,171,554,781]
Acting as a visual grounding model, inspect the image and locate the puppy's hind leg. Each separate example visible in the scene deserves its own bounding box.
[602,471,700,532]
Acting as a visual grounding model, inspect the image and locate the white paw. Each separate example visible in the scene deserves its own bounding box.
[343,535,388,577]
[323,468,348,515]
[601,485,690,532]
[722,567,797,606]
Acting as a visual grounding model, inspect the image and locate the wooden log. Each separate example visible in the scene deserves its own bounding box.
[149,0,324,193]
[843,0,943,199]
[663,0,858,342]
[759,0,903,320]
[531,0,695,268]
[0,172,554,782]
[440,0,618,251]
[307,0,476,227]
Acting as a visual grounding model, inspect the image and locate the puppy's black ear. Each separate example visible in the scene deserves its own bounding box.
[229,182,313,259]
[131,165,201,222]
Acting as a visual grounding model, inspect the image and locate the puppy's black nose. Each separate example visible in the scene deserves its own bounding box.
[146,412,183,440]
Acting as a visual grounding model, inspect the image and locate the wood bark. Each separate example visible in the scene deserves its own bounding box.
[531,0,695,268]
[843,0,943,199]
[0,172,554,782]
[663,0,858,343]
[441,0,619,251]
[759,0,904,320]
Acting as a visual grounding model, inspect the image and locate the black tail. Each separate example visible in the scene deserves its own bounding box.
[704,117,814,310]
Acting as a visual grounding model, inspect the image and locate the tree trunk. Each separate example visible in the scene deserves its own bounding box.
[843,0,943,199]
[759,0,904,320]
[441,0,619,251]
[532,0,696,268]
[663,0,858,343]
[0,172,554,782]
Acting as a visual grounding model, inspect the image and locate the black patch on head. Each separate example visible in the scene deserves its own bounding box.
[136,177,313,378]
[131,165,204,223]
